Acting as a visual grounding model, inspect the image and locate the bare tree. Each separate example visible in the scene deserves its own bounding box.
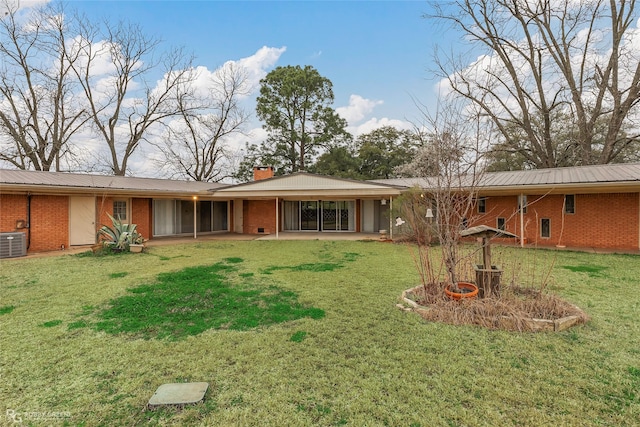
[400,100,487,292]
[70,18,197,176]
[429,0,640,168]
[156,63,250,182]
[0,1,88,171]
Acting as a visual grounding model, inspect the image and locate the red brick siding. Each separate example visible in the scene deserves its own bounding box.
[96,196,152,237]
[0,194,28,233]
[96,196,115,231]
[131,198,152,239]
[474,193,639,250]
[243,200,277,234]
[30,195,69,252]
[2,194,69,252]
[562,193,638,249]
[253,166,274,181]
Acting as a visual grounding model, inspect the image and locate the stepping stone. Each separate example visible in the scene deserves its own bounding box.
[148,382,209,408]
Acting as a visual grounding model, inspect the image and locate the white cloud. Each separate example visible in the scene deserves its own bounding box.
[1,0,49,14]
[236,46,286,91]
[334,94,413,136]
[336,94,383,124]
[160,46,286,102]
[349,117,413,136]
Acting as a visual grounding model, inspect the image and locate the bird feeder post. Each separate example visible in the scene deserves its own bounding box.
[482,236,491,271]
[460,225,517,298]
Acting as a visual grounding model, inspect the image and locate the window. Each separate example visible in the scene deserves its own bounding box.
[541,218,551,238]
[497,217,506,231]
[477,197,486,213]
[564,195,575,214]
[518,195,528,214]
[113,200,128,221]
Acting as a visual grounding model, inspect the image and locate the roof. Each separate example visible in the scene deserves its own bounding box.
[2,163,639,199]
[0,169,226,197]
[373,163,640,195]
[460,225,518,238]
[212,171,403,199]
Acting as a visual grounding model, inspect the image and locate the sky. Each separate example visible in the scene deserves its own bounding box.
[64,0,444,135]
[5,1,640,178]
[3,0,456,178]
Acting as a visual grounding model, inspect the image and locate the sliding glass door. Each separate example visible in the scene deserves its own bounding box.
[153,200,228,236]
[321,201,354,231]
[282,200,354,231]
[301,201,319,231]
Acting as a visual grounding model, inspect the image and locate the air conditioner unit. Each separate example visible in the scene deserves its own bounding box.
[0,232,27,259]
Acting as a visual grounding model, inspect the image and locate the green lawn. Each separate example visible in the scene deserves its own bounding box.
[1,240,639,426]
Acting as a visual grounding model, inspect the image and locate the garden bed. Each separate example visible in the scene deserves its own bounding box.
[399,285,589,332]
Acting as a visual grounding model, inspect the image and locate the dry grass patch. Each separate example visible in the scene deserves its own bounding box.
[405,284,589,331]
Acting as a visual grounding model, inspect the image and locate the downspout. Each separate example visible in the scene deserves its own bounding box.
[520,193,524,248]
[26,193,31,250]
[276,197,279,239]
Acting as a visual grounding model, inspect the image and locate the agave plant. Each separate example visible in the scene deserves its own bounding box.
[98,213,143,250]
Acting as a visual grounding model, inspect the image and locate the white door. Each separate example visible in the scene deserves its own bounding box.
[69,197,96,245]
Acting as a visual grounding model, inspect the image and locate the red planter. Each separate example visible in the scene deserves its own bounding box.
[445,281,479,300]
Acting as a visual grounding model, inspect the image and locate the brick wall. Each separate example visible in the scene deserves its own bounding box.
[0,194,28,234]
[131,198,152,239]
[0,194,69,252]
[243,200,277,234]
[97,196,152,237]
[474,192,639,250]
[253,166,274,181]
[96,196,113,230]
[30,195,69,252]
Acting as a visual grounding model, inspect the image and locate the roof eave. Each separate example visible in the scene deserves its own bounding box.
[210,188,403,199]
[0,184,214,198]
[478,181,640,195]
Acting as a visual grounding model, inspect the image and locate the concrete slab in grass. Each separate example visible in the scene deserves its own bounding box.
[148,382,209,408]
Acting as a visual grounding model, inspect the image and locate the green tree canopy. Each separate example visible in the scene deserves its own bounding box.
[357,126,420,179]
[254,65,349,174]
[308,145,362,179]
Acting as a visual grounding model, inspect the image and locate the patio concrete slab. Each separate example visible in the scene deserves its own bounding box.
[148,382,209,407]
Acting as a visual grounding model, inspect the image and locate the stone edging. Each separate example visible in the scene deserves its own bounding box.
[398,285,584,332]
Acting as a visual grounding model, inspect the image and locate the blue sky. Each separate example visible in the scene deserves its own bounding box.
[64,0,446,134]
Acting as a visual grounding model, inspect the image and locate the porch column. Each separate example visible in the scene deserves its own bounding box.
[389,196,393,240]
[275,197,279,239]
[193,196,198,239]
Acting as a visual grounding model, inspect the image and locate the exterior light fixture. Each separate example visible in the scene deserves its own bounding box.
[381,199,387,205]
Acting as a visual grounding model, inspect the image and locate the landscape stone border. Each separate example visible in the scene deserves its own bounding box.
[398,285,585,332]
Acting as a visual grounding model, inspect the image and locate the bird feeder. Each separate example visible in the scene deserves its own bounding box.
[460,225,518,298]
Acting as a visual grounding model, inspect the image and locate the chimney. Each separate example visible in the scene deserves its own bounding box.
[253,166,274,181]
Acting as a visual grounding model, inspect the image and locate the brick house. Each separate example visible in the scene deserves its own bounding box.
[378,163,640,251]
[1,163,639,255]
[0,171,225,253]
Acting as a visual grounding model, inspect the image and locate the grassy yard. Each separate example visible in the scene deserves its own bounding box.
[1,240,639,426]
